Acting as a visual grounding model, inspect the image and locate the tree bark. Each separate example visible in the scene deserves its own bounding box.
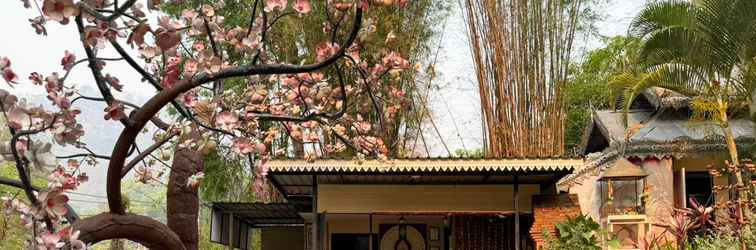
[167,143,204,250]
[73,213,186,250]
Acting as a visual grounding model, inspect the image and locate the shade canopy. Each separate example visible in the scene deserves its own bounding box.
[599,158,648,181]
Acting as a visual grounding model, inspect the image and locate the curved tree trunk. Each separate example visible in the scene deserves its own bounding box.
[74,213,186,250]
[167,144,204,250]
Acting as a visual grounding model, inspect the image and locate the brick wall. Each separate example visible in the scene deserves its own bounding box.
[530,194,582,250]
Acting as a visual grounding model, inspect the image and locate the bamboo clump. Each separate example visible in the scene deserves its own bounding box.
[462,0,582,157]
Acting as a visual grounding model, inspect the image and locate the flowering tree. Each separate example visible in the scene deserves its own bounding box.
[0,0,413,249]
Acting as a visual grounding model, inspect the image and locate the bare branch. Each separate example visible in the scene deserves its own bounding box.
[121,132,177,177]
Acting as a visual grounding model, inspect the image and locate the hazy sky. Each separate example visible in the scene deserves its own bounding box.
[0,0,647,210]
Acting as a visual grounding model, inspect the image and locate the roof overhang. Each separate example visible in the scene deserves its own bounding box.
[267,158,582,197]
[212,202,310,226]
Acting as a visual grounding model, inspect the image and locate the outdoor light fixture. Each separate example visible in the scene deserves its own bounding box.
[599,158,648,216]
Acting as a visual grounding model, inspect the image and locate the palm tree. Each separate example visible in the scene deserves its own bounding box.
[610,1,756,248]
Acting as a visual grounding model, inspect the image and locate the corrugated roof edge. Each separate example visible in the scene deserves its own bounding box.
[267,156,582,161]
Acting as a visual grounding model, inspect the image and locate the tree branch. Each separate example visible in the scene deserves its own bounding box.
[104,6,363,214]
[121,132,177,177]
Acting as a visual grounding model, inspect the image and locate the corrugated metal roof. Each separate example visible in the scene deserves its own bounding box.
[267,158,582,173]
[593,110,754,144]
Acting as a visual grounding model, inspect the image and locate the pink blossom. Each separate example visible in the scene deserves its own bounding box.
[232,137,254,154]
[182,9,198,21]
[356,121,371,133]
[162,57,181,89]
[47,91,71,109]
[104,74,123,91]
[29,72,43,85]
[2,68,19,84]
[83,26,106,49]
[61,50,76,71]
[264,0,287,12]
[0,57,19,84]
[182,90,198,107]
[67,229,87,250]
[103,102,126,121]
[315,42,340,62]
[183,59,199,77]
[0,57,11,69]
[294,0,311,14]
[29,17,48,36]
[215,112,239,131]
[201,4,215,17]
[155,28,182,51]
[36,231,65,250]
[6,106,30,130]
[42,0,80,24]
[37,191,69,219]
[127,23,150,46]
[186,172,205,189]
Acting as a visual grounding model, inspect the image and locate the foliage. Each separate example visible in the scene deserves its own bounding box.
[199,151,255,202]
[453,148,484,158]
[564,36,643,153]
[544,215,607,250]
[691,208,756,250]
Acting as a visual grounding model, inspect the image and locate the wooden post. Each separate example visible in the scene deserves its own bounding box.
[369,213,373,250]
[312,175,319,250]
[228,212,234,250]
[514,174,520,250]
[681,168,687,208]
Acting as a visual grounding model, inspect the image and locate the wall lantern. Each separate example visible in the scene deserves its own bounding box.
[599,158,648,216]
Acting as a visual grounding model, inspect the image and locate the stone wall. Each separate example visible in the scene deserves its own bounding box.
[530,194,582,250]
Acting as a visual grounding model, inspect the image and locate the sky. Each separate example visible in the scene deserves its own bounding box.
[0,0,647,211]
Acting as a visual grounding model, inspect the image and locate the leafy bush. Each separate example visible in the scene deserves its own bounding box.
[692,209,756,250]
[544,215,605,250]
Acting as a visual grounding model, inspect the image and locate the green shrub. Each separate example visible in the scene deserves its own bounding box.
[544,215,606,250]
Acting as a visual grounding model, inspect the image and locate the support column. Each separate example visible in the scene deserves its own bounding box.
[312,175,319,250]
[369,213,373,250]
[228,212,234,250]
[514,174,520,250]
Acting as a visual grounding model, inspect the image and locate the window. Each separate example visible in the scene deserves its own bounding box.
[331,234,379,250]
[686,172,714,207]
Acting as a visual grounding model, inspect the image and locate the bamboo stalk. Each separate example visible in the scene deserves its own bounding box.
[462,0,578,157]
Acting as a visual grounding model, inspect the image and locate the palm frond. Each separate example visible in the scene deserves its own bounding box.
[630,1,694,39]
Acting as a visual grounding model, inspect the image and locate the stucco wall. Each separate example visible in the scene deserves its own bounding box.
[641,157,674,235]
[569,173,602,221]
[262,227,304,250]
[317,184,540,213]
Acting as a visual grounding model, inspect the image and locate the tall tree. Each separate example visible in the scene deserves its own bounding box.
[462,0,583,157]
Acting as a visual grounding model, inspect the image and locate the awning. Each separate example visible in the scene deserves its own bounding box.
[267,158,581,197]
[212,202,310,226]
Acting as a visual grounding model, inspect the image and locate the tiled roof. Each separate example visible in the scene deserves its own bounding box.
[267,158,582,173]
